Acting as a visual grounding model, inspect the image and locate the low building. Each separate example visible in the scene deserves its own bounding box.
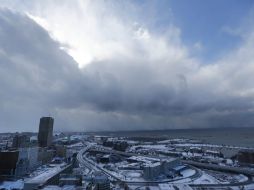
[59,174,82,186]
[127,156,160,163]
[205,150,223,157]
[158,183,174,190]
[220,147,239,159]
[96,154,110,163]
[16,147,40,176]
[189,147,203,154]
[12,133,30,148]
[109,154,122,163]
[174,184,193,190]
[0,150,19,176]
[55,145,67,158]
[237,150,254,165]
[93,172,110,190]
[143,162,161,180]
[24,164,72,190]
[38,148,55,164]
[143,158,180,180]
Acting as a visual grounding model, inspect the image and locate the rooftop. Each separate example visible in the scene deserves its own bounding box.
[25,163,67,184]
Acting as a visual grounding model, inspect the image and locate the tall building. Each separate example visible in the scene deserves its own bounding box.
[12,133,30,148]
[38,117,54,147]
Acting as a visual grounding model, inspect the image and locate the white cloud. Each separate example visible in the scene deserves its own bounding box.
[1,0,187,68]
[1,1,254,131]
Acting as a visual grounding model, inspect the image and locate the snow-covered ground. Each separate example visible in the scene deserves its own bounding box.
[0,180,24,190]
[203,169,249,184]
[192,172,219,184]
[181,169,196,177]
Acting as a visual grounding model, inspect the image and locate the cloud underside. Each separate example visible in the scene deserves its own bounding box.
[0,2,254,132]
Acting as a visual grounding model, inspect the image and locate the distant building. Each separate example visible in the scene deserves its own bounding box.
[12,133,30,148]
[143,158,180,180]
[38,148,55,164]
[59,174,82,186]
[158,183,174,190]
[93,172,110,190]
[38,117,54,147]
[0,150,19,176]
[15,147,40,176]
[143,162,161,180]
[237,150,254,165]
[220,147,238,159]
[27,147,40,169]
[24,163,72,190]
[174,184,193,190]
[55,145,67,158]
[15,156,29,177]
[103,139,129,151]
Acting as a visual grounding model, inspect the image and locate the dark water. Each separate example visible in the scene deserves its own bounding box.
[88,127,254,148]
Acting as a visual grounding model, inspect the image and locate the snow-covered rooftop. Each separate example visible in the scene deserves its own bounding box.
[25,163,68,184]
[158,183,174,190]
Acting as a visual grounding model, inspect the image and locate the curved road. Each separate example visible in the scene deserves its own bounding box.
[77,144,254,188]
[77,145,202,185]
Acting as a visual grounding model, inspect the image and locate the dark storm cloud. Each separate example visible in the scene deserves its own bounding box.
[1,9,254,132]
[0,9,83,131]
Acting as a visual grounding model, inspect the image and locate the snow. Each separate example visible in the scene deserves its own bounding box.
[235,174,248,182]
[174,143,254,150]
[129,145,168,152]
[158,183,174,190]
[26,164,67,183]
[180,169,196,177]
[243,183,254,190]
[126,172,142,178]
[0,180,24,190]
[67,142,83,148]
[174,184,193,190]
[193,173,219,184]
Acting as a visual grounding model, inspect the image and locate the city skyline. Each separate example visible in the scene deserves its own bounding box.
[0,1,254,132]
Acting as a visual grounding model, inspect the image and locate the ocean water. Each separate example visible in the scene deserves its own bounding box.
[88,127,254,148]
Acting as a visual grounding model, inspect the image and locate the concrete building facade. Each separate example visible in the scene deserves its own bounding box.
[38,117,54,147]
[143,158,180,180]
[0,150,19,176]
[93,172,110,190]
[12,133,30,148]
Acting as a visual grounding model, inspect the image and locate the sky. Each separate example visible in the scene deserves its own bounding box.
[0,0,254,132]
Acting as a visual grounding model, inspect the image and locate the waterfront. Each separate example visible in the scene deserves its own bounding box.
[88,127,254,148]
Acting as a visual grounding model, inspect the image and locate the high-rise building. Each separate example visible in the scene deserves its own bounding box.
[12,133,30,148]
[38,117,54,147]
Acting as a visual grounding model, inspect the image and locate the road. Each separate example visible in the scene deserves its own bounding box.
[77,145,202,185]
[183,160,254,176]
[77,145,123,182]
[77,144,254,188]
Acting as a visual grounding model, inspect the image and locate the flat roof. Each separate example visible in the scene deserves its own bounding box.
[25,164,67,184]
[158,183,174,190]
